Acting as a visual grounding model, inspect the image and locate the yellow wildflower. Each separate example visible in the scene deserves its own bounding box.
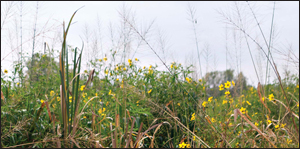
[186,144,191,148]
[128,59,132,63]
[83,116,87,119]
[255,122,259,126]
[193,136,196,141]
[178,103,180,106]
[186,77,192,83]
[240,107,246,114]
[268,94,274,101]
[170,64,173,68]
[208,97,213,102]
[57,97,61,102]
[202,101,208,107]
[297,84,299,88]
[199,79,202,82]
[211,118,216,123]
[232,80,235,86]
[135,58,138,61]
[222,100,228,105]
[4,69,8,74]
[103,57,107,61]
[143,66,146,69]
[246,101,251,105]
[123,67,126,71]
[267,120,272,125]
[80,85,86,91]
[190,113,195,121]
[224,81,231,88]
[287,139,292,144]
[148,89,152,94]
[281,123,286,128]
[179,142,187,148]
[149,65,152,69]
[275,124,279,131]
[225,91,230,95]
[219,84,224,91]
[50,90,55,96]
[99,59,102,62]
[41,100,45,103]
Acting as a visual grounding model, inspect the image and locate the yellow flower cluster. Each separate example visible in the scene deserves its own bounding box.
[98,108,106,114]
[179,142,191,148]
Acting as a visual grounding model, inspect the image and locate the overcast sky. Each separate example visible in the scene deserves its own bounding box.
[1,1,299,86]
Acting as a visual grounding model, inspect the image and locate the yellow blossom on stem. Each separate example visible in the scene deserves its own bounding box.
[225,91,230,95]
[50,90,55,96]
[103,57,107,61]
[99,59,102,62]
[281,123,286,128]
[148,89,152,94]
[4,69,8,74]
[240,107,246,114]
[178,103,180,106]
[232,80,235,86]
[208,97,213,102]
[202,101,208,107]
[246,101,251,105]
[287,139,292,144]
[80,85,86,91]
[211,118,216,123]
[267,120,272,125]
[190,113,195,121]
[41,100,45,103]
[268,94,274,101]
[219,84,224,91]
[255,122,259,126]
[186,77,192,83]
[135,58,138,61]
[222,100,228,105]
[224,81,231,88]
[179,142,187,148]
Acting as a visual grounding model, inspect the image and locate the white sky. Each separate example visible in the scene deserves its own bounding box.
[1,1,299,86]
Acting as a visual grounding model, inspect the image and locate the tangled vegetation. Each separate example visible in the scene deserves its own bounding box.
[1,7,299,148]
